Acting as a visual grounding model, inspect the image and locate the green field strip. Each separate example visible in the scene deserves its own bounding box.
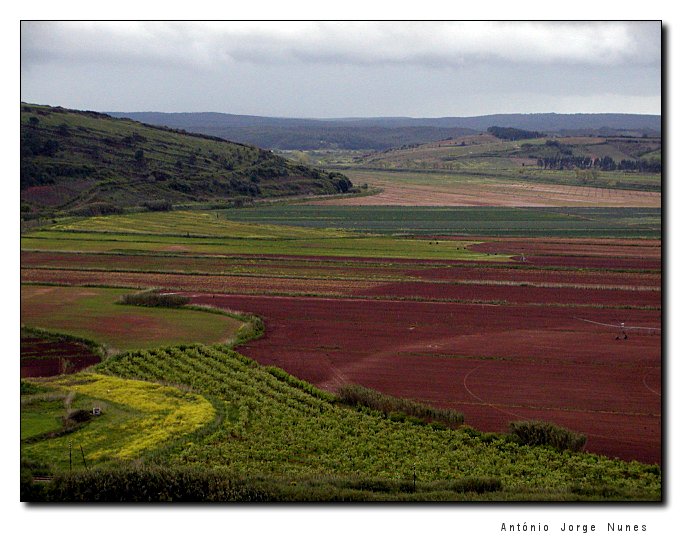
[22,233,508,261]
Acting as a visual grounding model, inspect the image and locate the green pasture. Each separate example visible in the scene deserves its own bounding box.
[22,233,504,261]
[50,210,349,239]
[21,285,244,352]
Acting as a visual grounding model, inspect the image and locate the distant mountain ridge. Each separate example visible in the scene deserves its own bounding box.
[108,111,661,151]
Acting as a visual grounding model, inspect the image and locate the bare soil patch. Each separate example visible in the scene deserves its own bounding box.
[21,338,101,378]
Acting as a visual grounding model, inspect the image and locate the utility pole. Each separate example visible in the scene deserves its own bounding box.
[80,445,89,470]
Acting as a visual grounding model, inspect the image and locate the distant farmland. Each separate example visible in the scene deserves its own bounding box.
[223,205,661,238]
[322,169,661,208]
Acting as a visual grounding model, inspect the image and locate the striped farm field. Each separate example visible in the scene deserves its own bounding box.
[223,205,661,237]
[21,250,661,288]
[318,170,661,209]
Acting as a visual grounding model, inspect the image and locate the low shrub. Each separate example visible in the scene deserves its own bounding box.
[337,384,464,427]
[70,202,123,217]
[21,380,47,395]
[65,409,92,424]
[118,290,190,308]
[509,420,587,452]
[142,199,173,212]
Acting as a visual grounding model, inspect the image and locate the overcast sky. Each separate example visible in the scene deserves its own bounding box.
[20,21,661,118]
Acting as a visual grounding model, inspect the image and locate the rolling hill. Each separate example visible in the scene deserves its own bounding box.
[108,111,661,151]
[20,104,352,218]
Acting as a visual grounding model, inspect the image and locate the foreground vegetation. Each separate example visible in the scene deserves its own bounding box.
[21,343,661,501]
[21,373,215,470]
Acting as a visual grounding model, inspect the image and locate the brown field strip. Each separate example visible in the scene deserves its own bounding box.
[314,174,662,207]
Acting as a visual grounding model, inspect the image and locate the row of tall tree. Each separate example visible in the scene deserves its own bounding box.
[537,155,661,173]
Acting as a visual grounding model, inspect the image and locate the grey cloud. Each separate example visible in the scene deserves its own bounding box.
[20,21,661,117]
[22,21,660,70]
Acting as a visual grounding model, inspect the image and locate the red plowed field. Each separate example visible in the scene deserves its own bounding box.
[469,238,661,271]
[188,293,661,464]
[21,338,101,377]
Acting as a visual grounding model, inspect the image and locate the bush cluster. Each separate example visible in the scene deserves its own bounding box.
[337,384,464,428]
[509,420,587,452]
[118,290,190,308]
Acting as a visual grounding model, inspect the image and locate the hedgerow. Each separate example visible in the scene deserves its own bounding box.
[118,289,190,308]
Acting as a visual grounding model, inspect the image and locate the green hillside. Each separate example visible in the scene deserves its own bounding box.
[20,103,352,218]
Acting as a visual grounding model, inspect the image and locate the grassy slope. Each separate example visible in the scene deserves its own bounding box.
[20,103,351,216]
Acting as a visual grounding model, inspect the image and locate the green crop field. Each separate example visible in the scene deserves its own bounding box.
[222,205,661,238]
[49,210,350,239]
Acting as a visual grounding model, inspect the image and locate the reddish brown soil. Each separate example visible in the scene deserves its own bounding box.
[357,282,660,307]
[469,238,661,271]
[184,293,661,464]
[21,338,101,378]
[22,251,661,288]
[21,265,660,308]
